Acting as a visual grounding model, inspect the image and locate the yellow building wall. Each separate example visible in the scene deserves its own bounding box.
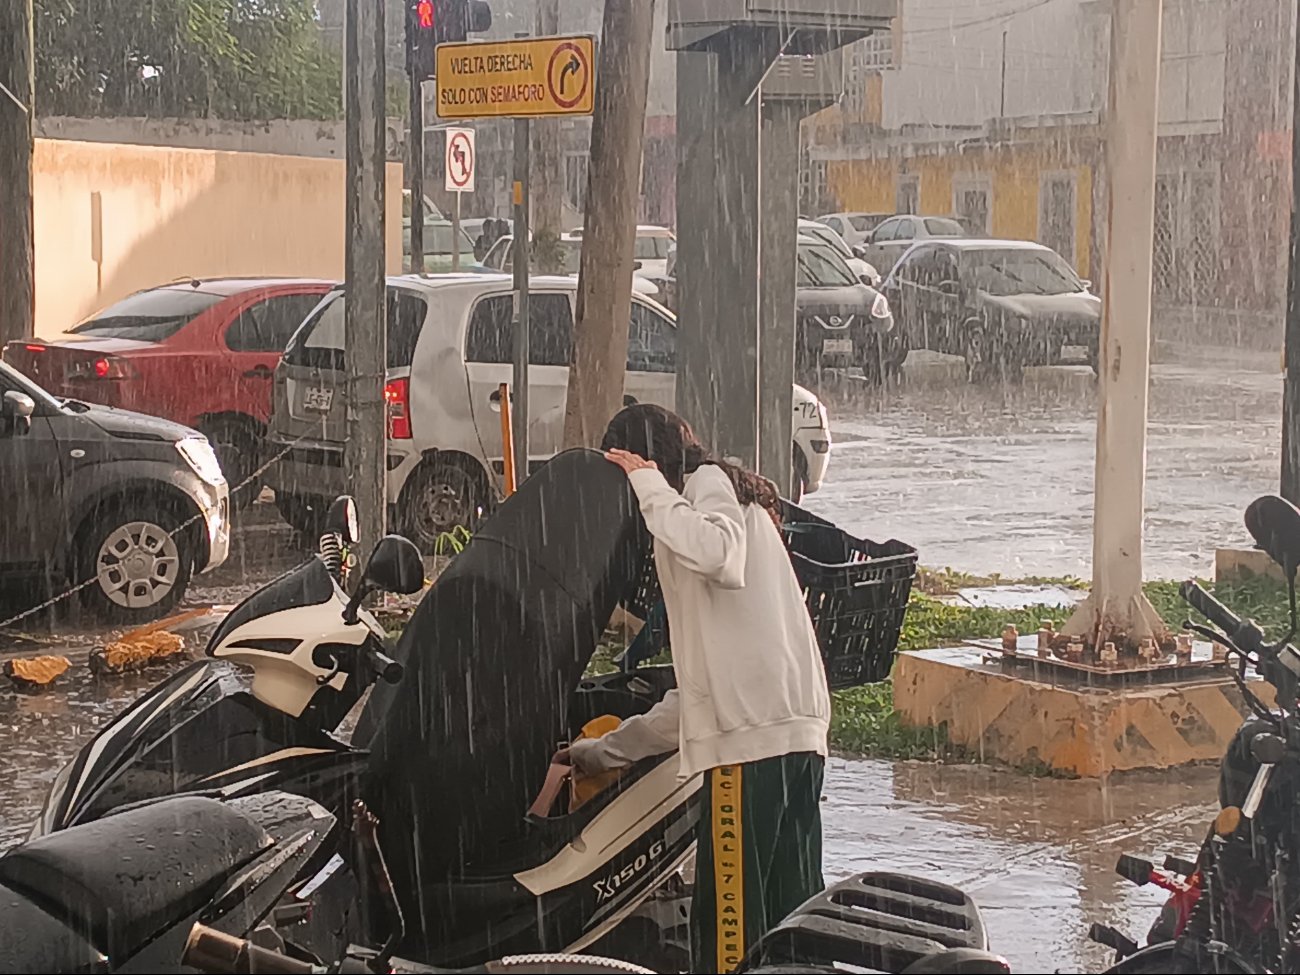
[826,144,1095,277]
[33,140,404,338]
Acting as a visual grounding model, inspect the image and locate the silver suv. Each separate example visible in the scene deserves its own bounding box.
[264,274,833,551]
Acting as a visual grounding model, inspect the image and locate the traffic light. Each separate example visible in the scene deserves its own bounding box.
[407,0,493,81]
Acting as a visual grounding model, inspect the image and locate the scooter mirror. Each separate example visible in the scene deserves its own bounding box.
[362,534,425,595]
[326,495,360,545]
[1245,495,1300,582]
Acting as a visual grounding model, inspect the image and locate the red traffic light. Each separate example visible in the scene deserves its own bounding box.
[416,0,433,30]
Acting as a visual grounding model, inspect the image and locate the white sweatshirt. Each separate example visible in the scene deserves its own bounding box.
[570,464,831,781]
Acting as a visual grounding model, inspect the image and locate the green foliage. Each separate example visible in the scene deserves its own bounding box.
[35,0,344,119]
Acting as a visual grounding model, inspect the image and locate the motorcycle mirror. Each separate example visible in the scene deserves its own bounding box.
[343,535,425,624]
[325,495,360,545]
[1245,495,1300,640]
[1245,496,1300,581]
[361,534,425,595]
[1251,732,1286,765]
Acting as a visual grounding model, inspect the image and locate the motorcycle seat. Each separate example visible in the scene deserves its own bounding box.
[899,948,1011,974]
[0,795,270,963]
[741,872,989,972]
[0,883,106,974]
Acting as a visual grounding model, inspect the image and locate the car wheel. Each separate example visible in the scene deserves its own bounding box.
[963,323,990,383]
[399,461,487,553]
[202,421,260,510]
[78,502,193,623]
[274,492,328,538]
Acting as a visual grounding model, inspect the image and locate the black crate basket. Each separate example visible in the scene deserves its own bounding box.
[622,499,918,690]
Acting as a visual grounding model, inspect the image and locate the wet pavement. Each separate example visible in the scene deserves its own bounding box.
[0,354,1275,971]
[808,354,1280,580]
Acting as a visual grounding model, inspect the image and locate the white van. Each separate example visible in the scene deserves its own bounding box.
[265,274,833,550]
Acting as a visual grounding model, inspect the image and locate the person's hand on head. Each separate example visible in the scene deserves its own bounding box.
[605,448,658,476]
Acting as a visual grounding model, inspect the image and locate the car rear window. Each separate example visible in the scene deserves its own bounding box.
[849,215,879,232]
[282,288,428,371]
[924,218,966,236]
[71,288,224,342]
[634,236,671,260]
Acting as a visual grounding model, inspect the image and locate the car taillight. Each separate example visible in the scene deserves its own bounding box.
[68,355,134,381]
[385,377,411,439]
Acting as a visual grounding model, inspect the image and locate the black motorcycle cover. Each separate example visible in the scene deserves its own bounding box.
[362,450,648,913]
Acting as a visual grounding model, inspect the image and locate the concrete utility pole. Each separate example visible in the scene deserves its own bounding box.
[0,0,35,346]
[675,38,767,468]
[562,0,656,448]
[1281,0,1300,504]
[343,0,389,552]
[531,0,565,269]
[1063,0,1169,649]
[757,102,802,496]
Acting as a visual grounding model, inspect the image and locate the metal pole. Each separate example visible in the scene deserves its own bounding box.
[1281,0,1300,504]
[452,190,462,271]
[343,0,388,553]
[999,29,1008,119]
[409,77,425,273]
[0,0,34,346]
[1062,0,1168,649]
[512,112,531,480]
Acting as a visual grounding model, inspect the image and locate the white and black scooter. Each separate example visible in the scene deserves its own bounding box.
[27,452,702,970]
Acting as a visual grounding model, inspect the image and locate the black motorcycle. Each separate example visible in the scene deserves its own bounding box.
[1092,496,1300,974]
[0,789,333,973]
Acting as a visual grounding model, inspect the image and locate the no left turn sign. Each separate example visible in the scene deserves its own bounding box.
[445,128,475,193]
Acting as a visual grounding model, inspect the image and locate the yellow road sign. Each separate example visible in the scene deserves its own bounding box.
[435,35,596,119]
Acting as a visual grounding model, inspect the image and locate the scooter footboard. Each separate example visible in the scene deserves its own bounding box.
[741,872,993,974]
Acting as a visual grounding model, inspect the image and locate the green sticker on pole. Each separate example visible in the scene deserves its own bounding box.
[435,35,596,119]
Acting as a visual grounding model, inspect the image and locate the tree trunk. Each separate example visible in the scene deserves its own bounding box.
[0,0,35,346]
[562,0,655,448]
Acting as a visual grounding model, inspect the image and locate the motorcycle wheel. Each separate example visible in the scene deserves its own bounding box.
[1104,941,1263,974]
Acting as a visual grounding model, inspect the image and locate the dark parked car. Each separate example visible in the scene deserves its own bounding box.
[883,239,1100,382]
[795,235,903,383]
[0,359,230,622]
[859,214,967,275]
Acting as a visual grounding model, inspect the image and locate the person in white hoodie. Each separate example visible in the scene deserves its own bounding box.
[556,403,831,974]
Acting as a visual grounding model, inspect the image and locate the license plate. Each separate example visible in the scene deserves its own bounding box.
[1062,344,1088,360]
[823,339,853,356]
[303,386,334,412]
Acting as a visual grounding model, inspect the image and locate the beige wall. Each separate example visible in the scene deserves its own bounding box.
[34,139,403,337]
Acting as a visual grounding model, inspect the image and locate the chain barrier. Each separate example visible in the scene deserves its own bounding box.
[0,432,314,633]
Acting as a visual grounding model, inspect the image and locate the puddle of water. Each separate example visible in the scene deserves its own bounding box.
[822,758,1219,973]
[941,585,1085,610]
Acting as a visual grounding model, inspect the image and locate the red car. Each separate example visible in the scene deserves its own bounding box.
[3,278,333,505]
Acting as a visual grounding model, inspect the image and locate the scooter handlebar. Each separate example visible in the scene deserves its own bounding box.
[1180,581,1247,644]
[367,645,404,684]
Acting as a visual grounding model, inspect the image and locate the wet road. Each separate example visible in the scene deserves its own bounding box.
[808,353,1280,580]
